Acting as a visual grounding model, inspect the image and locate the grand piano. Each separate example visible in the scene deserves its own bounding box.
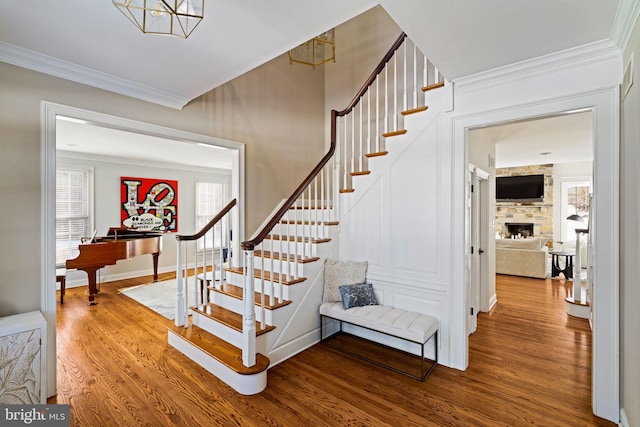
[66,227,163,305]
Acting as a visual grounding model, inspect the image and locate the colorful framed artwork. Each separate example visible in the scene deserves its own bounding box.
[120,176,178,232]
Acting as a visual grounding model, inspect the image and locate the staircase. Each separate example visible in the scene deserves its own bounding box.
[168,32,449,394]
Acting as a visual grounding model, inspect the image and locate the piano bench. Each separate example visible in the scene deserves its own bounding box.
[56,268,66,304]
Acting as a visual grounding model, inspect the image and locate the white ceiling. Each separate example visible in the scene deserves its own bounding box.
[2,2,627,168]
[56,118,233,170]
[472,111,594,168]
[0,1,625,109]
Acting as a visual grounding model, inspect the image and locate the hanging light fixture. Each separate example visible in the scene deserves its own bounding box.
[113,0,204,38]
[288,29,335,69]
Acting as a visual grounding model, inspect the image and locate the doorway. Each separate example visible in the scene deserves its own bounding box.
[454,89,619,421]
[41,102,246,398]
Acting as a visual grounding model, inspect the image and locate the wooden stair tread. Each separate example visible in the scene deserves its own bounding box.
[279,220,339,226]
[350,170,371,176]
[422,81,445,92]
[169,324,270,375]
[382,129,407,138]
[254,250,320,263]
[266,234,331,244]
[365,151,388,158]
[225,266,307,285]
[340,188,355,193]
[191,303,276,335]
[565,297,590,307]
[401,105,428,116]
[211,283,291,309]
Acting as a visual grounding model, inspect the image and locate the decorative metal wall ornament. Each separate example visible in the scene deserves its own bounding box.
[113,0,204,38]
[288,29,335,69]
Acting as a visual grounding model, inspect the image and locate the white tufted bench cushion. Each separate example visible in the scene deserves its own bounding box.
[320,302,438,344]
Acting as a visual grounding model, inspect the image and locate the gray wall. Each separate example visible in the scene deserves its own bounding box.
[621,18,640,427]
[0,51,325,317]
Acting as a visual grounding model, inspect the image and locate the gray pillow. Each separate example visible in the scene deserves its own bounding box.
[323,259,368,302]
[339,283,378,309]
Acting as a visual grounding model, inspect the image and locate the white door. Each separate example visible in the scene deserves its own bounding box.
[468,165,489,335]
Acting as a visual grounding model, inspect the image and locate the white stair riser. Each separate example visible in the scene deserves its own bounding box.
[284,208,335,222]
[168,331,267,395]
[209,290,277,325]
[252,257,304,277]
[273,223,331,239]
[190,310,269,353]
[223,273,292,301]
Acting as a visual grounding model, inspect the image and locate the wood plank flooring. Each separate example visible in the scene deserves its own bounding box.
[49,273,615,426]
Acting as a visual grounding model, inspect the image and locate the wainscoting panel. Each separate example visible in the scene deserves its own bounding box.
[338,107,453,365]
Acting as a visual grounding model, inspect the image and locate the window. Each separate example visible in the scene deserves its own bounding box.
[56,167,92,266]
[196,179,229,250]
[561,180,591,242]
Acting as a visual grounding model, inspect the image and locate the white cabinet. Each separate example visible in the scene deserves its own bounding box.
[0,311,47,404]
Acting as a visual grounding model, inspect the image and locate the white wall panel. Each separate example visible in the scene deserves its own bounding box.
[340,178,385,267]
[389,125,440,274]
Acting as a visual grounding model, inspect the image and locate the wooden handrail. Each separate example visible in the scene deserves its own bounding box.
[176,198,237,242]
[241,120,337,251]
[241,32,407,251]
[337,32,406,117]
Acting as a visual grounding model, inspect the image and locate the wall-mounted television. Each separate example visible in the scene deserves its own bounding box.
[496,174,545,202]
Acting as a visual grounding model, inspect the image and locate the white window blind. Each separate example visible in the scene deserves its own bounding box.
[56,169,90,266]
[196,180,228,250]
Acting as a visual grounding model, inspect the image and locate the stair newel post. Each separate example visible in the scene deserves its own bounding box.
[175,238,185,327]
[242,248,257,367]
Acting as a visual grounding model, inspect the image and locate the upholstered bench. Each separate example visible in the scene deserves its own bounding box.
[319,302,438,380]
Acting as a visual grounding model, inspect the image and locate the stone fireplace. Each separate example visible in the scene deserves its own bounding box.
[495,164,553,241]
[505,222,534,238]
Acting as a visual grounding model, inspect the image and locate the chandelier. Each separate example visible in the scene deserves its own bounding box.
[288,29,335,69]
[113,0,204,38]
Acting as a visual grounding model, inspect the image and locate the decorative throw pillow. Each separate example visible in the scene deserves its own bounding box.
[338,283,378,310]
[323,259,368,302]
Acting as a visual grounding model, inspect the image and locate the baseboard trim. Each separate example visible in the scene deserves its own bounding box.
[619,408,629,427]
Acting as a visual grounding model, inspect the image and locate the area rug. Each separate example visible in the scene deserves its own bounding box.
[119,278,197,320]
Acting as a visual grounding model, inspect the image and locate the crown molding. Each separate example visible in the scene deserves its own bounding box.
[0,41,189,110]
[453,39,621,90]
[609,0,640,52]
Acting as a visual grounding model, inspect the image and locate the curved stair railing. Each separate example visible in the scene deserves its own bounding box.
[237,32,445,367]
[174,198,237,327]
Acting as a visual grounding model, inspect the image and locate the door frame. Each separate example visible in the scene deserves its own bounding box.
[467,164,489,334]
[40,102,246,398]
[452,88,619,420]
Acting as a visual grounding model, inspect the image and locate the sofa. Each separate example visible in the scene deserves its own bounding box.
[495,237,549,279]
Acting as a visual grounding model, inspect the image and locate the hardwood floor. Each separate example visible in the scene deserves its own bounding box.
[49,273,615,426]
